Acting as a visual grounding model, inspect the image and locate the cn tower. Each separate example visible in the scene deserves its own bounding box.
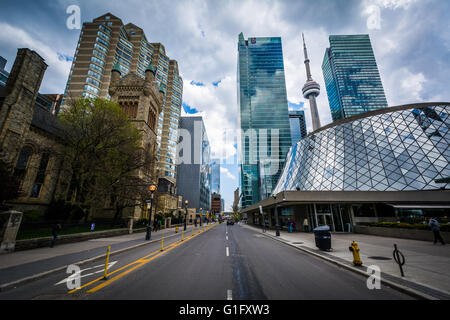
[301,33,321,131]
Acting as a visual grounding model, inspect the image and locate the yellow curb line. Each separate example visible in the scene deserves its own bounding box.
[68,223,218,294]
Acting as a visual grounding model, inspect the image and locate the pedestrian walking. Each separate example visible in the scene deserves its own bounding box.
[303,218,309,232]
[292,220,297,232]
[287,218,292,233]
[153,219,158,232]
[429,218,445,245]
[158,219,162,231]
[50,222,62,248]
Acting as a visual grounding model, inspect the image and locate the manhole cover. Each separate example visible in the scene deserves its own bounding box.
[368,256,392,260]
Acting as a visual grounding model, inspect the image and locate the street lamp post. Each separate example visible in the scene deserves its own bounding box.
[274,204,280,237]
[273,195,280,237]
[146,184,157,240]
[184,200,188,231]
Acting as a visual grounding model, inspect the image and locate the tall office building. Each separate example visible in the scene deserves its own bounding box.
[0,56,9,87]
[322,34,388,122]
[63,13,183,183]
[211,158,220,195]
[176,116,211,213]
[289,110,307,146]
[237,33,292,208]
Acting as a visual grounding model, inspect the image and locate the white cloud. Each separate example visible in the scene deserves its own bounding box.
[182,76,238,161]
[221,167,236,180]
[377,0,417,9]
[0,22,72,92]
[384,68,427,104]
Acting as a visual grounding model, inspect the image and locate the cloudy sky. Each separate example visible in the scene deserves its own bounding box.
[1,0,449,210]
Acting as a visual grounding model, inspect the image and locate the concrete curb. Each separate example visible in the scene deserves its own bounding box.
[240,224,441,300]
[0,223,218,293]
[0,231,180,293]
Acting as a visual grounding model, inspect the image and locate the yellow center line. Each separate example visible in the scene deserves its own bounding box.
[68,224,218,294]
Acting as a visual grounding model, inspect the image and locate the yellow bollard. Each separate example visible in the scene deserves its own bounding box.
[160,232,164,251]
[102,245,111,280]
[181,230,184,241]
[192,226,194,236]
[175,226,179,233]
[349,241,363,266]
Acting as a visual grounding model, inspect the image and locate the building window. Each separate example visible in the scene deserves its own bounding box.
[119,101,138,118]
[148,109,156,129]
[14,146,33,183]
[30,153,50,198]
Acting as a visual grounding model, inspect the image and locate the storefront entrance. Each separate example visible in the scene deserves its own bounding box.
[308,204,352,232]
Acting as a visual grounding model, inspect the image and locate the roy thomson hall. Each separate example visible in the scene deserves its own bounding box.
[242,103,450,232]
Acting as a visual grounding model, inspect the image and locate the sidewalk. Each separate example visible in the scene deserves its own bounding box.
[0,224,203,288]
[241,223,450,299]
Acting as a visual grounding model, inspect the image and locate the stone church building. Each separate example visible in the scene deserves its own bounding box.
[0,48,163,220]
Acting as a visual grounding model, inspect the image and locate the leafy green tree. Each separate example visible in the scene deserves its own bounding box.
[58,98,153,223]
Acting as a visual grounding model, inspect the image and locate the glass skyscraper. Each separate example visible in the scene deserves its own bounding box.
[289,110,307,146]
[211,158,220,195]
[237,33,291,208]
[322,35,388,122]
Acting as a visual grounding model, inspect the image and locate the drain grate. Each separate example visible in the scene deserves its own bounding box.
[368,256,392,260]
[291,242,304,244]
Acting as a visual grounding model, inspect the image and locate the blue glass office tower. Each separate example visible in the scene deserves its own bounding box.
[322,35,388,122]
[211,158,220,195]
[237,33,291,208]
[289,110,307,146]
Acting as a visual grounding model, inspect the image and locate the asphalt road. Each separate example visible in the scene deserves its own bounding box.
[0,223,413,300]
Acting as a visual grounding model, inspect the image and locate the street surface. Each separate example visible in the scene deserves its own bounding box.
[0,223,412,300]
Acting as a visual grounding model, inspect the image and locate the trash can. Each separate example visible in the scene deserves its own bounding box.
[313,225,331,251]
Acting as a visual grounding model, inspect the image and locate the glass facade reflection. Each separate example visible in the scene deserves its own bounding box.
[176,117,211,212]
[211,158,220,195]
[322,35,388,122]
[289,110,307,146]
[237,33,292,208]
[274,104,450,193]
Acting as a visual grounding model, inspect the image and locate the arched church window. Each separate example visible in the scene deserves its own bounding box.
[30,153,50,198]
[14,146,33,182]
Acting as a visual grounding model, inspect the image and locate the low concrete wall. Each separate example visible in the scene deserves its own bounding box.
[354,225,450,243]
[14,228,146,251]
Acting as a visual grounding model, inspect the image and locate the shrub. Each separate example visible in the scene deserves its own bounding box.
[22,210,44,224]
[70,206,85,222]
[134,218,148,227]
[369,222,450,231]
[45,199,73,222]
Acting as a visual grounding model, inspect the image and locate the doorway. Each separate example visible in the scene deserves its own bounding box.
[310,204,352,232]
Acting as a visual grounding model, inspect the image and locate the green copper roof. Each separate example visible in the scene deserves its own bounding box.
[146,61,156,73]
[112,62,121,74]
[159,84,166,93]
